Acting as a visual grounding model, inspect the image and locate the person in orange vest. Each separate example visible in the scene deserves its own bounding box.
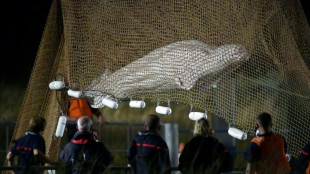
[246,112,291,174]
[296,142,310,173]
[66,83,105,142]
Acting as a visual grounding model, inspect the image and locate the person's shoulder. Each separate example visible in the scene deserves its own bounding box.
[208,136,220,142]
[201,135,220,145]
[28,133,45,144]
[88,140,107,148]
[93,141,105,147]
[63,141,77,150]
[17,135,27,141]
[210,137,227,149]
[271,133,287,142]
[251,136,265,143]
[36,133,45,141]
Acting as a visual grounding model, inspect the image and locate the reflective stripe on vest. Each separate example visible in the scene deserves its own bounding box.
[68,98,93,118]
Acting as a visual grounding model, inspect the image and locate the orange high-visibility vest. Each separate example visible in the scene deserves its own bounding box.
[306,162,310,174]
[251,133,291,174]
[68,98,93,118]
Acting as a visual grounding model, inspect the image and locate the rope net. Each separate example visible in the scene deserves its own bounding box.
[10,0,310,161]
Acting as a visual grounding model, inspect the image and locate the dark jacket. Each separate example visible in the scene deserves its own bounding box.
[179,135,233,174]
[296,142,310,173]
[128,130,171,174]
[10,130,46,174]
[60,131,113,174]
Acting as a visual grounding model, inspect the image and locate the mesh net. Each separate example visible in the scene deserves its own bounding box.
[9,0,310,161]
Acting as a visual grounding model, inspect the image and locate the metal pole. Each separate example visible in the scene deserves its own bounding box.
[232,78,237,146]
[126,124,130,174]
[6,125,9,153]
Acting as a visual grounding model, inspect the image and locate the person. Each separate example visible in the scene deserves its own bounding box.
[295,142,310,173]
[128,114,171,174]
[178,118,233,173]
[6,116,57,174]
[66,82,105,142]
[246,112,291,174]
[60,116,113,174]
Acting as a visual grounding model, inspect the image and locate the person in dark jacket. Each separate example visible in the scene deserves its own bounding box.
[60,116,113,174]
[296,141,310,173]
[128,114,171,174]
[6,116,56,174]
[179,118,233,174]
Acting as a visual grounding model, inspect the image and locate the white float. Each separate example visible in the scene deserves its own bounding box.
[189,112,207,120]
[102,97,118,109]
[156,106,172,115]
[55,116,67,138]
[129,100,146,108]
[67,89,82,98]
[49,81,65,90]
[228,127,247,140]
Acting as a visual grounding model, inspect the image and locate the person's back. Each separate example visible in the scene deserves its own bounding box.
[179,135,232,173]
[12,131,46,167]
[251,133,290,173]
[60,131,112,174]
[246,112,290,174]
[128,114,171,174]
[179,118,233,174]
[7,116,56,174]
[130,130,170,174]
[60,116,113,174]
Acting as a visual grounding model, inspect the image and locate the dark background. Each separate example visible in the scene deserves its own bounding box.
[0,0,309,87]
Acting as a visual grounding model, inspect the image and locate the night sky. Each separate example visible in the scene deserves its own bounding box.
[0,0,309,87]
[0,0,52,85]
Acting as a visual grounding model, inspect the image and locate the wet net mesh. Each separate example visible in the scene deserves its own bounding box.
[9,0,310,162]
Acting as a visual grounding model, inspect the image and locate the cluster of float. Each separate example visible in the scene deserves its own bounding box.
[49,80,247,140]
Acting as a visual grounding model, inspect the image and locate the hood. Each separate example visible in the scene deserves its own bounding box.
[72,131,95,144]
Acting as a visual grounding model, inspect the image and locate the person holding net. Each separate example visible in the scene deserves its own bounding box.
[65,82,106,142]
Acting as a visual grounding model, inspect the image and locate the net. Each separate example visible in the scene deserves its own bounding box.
[10,0,310,161]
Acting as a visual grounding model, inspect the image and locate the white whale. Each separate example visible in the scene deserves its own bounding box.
[87,40,249,108]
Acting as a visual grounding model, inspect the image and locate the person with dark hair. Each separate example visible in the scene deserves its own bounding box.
[246,112,291,174]
[128,114,171,174]
[60,116,113,174]
[179,118,233,173]
[6,116,56,174]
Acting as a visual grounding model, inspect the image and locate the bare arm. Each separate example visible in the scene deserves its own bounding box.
[6,151,16,174]
[94,110,106,125]
[246,163,255,174]
[33,148,56,165]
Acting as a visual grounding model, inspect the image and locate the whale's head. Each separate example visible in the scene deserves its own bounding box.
[214,44,249,68]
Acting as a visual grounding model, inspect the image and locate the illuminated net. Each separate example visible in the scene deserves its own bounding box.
[9,0,310,161]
